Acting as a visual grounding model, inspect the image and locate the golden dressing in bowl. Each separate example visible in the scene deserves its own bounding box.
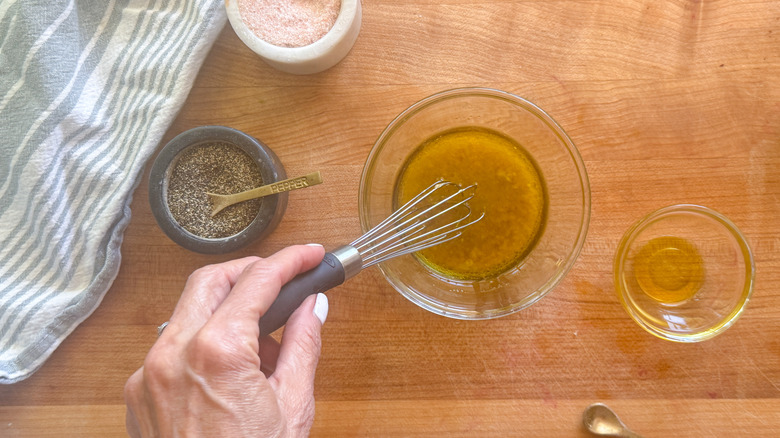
[395,127,547,280]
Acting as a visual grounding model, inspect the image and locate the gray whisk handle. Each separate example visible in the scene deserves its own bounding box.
[258,246,361,337]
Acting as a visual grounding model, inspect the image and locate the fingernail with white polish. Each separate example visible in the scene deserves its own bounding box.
[306,243,324,248]
[313,293,329,325]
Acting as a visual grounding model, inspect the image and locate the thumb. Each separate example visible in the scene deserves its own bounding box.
[270,293,328,426]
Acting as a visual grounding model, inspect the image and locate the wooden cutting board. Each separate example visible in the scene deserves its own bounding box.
[1,1,778,436]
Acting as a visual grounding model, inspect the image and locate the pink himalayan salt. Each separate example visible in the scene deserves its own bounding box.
[238,0,342,48]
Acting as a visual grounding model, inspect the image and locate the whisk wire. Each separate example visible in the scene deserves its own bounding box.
[362,210,484,268]
[360,201,472,265]
[352,182,472,250]
[351,181,444,249]
[353,181,482,269]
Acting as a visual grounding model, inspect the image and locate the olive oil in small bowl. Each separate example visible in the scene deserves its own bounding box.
[614,205,754,342]
[632,236,705,304]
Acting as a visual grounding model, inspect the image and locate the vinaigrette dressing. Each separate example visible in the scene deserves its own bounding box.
[394,127,547,281]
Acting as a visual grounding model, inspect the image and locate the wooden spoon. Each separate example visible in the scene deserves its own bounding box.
[207,171,322,217]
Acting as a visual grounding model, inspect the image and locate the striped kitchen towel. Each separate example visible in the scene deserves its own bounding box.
[0,0,226,384]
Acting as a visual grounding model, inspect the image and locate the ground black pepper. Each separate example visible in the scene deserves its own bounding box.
[167,142,264,238]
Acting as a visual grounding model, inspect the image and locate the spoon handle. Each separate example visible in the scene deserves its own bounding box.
[231,171,322,204]
[208,171,323,216]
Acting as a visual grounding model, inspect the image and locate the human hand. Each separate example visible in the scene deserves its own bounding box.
[124,244,328,438]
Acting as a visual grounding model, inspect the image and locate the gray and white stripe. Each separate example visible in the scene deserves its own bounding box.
[0,0,226,384]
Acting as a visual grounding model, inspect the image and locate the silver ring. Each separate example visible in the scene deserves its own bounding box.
[157,321,170,337]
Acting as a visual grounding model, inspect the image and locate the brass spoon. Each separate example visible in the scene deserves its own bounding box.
[583,403,645,438]
[207,171,323,217]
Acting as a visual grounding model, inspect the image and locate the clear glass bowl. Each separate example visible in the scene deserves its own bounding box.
[359,88,591,319]
[614,205,755,342]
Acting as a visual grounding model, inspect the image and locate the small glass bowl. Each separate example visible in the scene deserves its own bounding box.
[359,88,591,319]
[614,205,755,342]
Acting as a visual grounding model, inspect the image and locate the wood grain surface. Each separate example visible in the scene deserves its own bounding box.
[1,1,779,436]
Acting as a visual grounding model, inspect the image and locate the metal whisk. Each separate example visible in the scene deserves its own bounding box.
[258,181,482,336]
